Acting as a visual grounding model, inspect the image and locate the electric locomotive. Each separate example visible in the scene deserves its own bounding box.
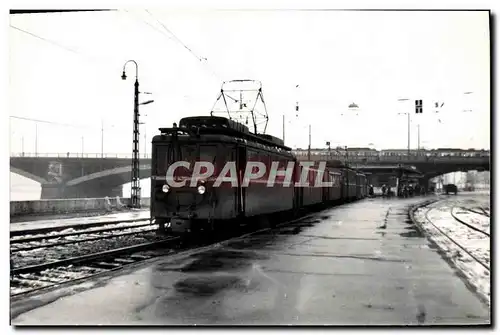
[150,79,368,237]
[151,116,297,235]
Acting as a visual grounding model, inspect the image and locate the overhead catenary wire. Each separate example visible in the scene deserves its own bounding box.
[10,24,122,77]
[9,116,96,129]
[143,9,222,81]
[9,116,126,132]
[10,25,84,57]
[120,9,174,42]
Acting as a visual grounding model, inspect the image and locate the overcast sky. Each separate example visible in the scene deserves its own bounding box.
[9,9,490,154]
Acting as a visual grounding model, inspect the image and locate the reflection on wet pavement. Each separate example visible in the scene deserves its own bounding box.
[11,195,491,325]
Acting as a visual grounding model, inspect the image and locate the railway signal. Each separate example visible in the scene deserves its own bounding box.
[415,100,423,114]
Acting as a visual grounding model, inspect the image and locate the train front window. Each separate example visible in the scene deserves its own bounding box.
[181,145,197,164]
[198,145,218,164]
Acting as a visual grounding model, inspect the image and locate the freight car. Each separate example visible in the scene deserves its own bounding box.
[151,116,367,236]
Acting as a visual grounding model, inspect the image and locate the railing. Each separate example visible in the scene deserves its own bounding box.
[295,154,489,164]
[10,151,489,162]
[292,151,490,159]
[10,152,152,159]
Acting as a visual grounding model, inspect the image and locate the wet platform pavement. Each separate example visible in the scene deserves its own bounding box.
[12,196,490,325]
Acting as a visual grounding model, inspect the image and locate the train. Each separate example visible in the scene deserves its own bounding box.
[150,115,368,236]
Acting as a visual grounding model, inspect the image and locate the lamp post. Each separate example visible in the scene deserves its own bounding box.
[122,60,141,209]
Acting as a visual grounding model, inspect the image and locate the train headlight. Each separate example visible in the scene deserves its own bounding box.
[197,185,206,195]
[162,184,170,193]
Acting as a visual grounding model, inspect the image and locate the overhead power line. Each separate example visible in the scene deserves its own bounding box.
[120,9,174,42]
[10,115,98,129]
[10,24,121,77]
[10,25,83,56]
[144,9,205,62]
[143,9,221,80]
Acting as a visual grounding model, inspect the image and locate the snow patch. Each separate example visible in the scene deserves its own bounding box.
[413,203,490,306]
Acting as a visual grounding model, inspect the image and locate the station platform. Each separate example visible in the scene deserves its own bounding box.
[10,210,151,233]
[11,196,490,325]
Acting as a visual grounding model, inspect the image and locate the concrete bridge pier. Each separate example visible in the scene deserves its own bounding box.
[40,183,66,199]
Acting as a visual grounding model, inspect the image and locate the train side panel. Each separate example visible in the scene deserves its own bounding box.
[244,149,295,217]
[329,168,343,202]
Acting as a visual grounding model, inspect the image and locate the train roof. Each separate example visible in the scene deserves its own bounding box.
[159,116,292,151]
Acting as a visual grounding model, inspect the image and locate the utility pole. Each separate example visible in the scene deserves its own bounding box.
[122,60,141,209]
[407,112,410,156]
[397,98,411,156]
[308,124,311,160]
[35,123,38,157]
[417,124,420,152]
[282,114,285,142]
[132,77,140,207]
[101,119,104,158]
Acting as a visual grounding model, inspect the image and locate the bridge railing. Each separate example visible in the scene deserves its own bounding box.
[295,153,489,164]
[10,152,488,163]
[10,152,152,159]
[292,151,490,158]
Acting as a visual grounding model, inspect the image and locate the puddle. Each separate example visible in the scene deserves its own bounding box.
[180,249,267,272]
[301,219,321,225]
[399,229,424,238]
[173,275,244,296]
[279,226,302,235]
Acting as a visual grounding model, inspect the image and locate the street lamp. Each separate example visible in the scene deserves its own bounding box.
[122,60,141,209]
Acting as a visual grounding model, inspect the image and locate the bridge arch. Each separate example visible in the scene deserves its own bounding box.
[10,167,47,184]
[66,164,151,186]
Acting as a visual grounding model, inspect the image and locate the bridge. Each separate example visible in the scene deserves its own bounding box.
[10,150,490,199]
[10,153,153,199]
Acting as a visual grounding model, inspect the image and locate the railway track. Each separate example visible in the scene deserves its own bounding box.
[10,238,179,297]
[422,203,490,272]
[10,211,320,299]
[10,217,151,238]
[451,207,490,237]
[460,206,490,218]
[11,220,155,252]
